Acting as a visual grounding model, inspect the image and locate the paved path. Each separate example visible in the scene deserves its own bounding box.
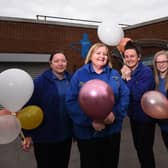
[0,117,167,168]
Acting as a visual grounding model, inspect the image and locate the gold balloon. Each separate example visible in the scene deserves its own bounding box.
[17,105,43,130]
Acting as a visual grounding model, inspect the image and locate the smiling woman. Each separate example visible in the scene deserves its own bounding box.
[152,50,168,150]
[120,41,156,168]
[66,42,129,168]
[21,51,73,168]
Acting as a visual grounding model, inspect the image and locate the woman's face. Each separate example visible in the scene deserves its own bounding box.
[155,54,168,74]
[50,53,67,74]
[90,46,108,69]
[124,49,140,70]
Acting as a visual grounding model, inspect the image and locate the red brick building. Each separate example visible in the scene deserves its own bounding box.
[0,16,167,76]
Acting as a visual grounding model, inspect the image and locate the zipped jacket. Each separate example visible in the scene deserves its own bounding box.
[24,69,72,142]
[66,63,129,139]
[126,62,155,122]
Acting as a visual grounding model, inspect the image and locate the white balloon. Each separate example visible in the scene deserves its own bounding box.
[97,21,124,46]
[0,68,34,112]
[0,115,21,144]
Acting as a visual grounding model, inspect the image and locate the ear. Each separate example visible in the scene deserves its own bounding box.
[138,54,141,61]
[49,61,52,66]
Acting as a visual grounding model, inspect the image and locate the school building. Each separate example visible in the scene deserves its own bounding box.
[0,15,167,77]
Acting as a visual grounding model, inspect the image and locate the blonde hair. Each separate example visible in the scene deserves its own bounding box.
[153,50,168,90]
[84,43,112,68]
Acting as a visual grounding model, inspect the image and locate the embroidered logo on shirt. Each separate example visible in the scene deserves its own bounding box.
[112,76,119,81]
[79,81,85,87]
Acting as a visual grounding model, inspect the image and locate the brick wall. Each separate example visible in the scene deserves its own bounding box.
[0,18,167,72]
[0,20,99,72]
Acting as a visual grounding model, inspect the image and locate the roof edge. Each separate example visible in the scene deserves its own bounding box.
[124,16,168,30]
[0,16,98,29]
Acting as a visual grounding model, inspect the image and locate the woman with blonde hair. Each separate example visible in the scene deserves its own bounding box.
[153,50,168,149]
[66,42,129,168]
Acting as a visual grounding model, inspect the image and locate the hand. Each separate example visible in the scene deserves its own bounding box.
[104,112,115,125]
[92,121,105,132]
[21,137,32,152]
[120,65,131,81]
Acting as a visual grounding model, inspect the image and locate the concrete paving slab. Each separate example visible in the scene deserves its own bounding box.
[0,117,167,168]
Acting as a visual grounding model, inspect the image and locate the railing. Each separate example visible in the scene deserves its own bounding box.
[36,15,101,24]
[36,15,130,27]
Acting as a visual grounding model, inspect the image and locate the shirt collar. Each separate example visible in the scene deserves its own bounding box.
[90,63,107,73]
[52,71,66,80]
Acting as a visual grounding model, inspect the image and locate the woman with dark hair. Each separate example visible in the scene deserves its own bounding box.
[153,50,168,149]
[22,52,73,168]
[121,42,156,168]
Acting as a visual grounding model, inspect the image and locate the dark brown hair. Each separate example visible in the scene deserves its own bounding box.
[49,51,68,61]
[124,41,141,57]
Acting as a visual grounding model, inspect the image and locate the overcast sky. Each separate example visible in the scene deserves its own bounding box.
[0,0,167,26]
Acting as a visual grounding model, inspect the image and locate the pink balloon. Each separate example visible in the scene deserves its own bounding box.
[0,109,11,116]
[141,91,168,119]
[79,79,115,120]
[0,115,21,144]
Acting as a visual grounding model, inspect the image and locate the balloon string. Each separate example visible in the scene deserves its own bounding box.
[19,131,26,144]
[11,112,26,144]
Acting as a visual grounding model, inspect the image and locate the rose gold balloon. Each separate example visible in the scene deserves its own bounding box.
[79,79,115,120]
[0,109,11,116]
[117,37,132,53]
[0,115,21,144]
[141,91,168,119]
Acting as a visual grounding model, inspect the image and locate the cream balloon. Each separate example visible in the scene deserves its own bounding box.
[0,115,21,144]
[0,68,34,112]
[97,21,124,46]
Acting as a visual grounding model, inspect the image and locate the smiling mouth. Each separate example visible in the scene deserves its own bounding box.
[97,59,104,62]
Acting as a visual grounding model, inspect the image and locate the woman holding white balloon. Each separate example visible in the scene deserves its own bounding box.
[22,51,73,168]
[153,50,168,149]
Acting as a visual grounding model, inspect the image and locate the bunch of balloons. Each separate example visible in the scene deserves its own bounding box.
[0,68,35,144]
[141,90,168,119]
[79,79,115,120]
